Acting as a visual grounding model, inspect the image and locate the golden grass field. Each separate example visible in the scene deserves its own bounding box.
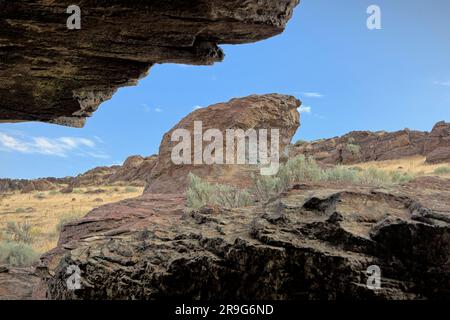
[0,186,143,253]
[348,156,450,176]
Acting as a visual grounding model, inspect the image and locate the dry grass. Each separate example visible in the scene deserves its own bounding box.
[348,156,450,176]
[0,186,143,253]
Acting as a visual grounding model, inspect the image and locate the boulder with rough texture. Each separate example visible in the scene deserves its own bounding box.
[0,0,299,127]
[145,94,301,194]
[291,121,450,165]
[425,121,450,163]
[38,176,450,300]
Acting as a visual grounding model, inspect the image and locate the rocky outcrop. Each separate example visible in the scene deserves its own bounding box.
[145,94,301,194]
[291,121,450,165]
[0,178,66,194]
[424,121,450,163]
[0,155,157,193]
[0,0,299,127]
[38,176,450,300]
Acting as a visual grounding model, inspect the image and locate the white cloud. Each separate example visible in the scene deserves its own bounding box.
[0,132,107,158]
[301,92,324,98]
[298,105,312,114]
[154,107,163,113]
[193,105,203,110]
[434,81,450,87]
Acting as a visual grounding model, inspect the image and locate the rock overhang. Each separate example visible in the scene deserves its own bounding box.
[0,0,300,127]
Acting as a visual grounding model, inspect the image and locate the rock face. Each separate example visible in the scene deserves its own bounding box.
[39,176,450,300]
[70,155,157,188]
[291,121,450,165]
[425,121,450,164]
[0,0,299,127]
[145,94,301,194]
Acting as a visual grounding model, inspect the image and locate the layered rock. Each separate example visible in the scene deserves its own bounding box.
[145,94,301,194]
[70,155,157,188]
[291,121,450,165]
[0,155,157,193]
[0,0,299,127]
[0,267,39,300]
[38,176,450,300]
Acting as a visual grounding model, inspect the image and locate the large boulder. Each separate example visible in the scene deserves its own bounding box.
[0,0,299,127]
[144,94,301,194]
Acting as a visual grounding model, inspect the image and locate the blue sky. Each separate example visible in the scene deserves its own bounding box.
[1,0,449,179]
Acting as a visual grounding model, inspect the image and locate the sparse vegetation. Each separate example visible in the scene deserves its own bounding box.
[124,186,139,193]
[346,143,361,154]
[33,193,46,200]
[187,173,252,210]
[294,139,309,147]
[434,166,450,175]
[5,221,33,244]
[0,186,144,253]
[0,241,39,267]
[187,156,417,208]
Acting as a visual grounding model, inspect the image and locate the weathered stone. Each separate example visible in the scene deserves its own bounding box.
[291,121,450,165]
[0,0,299,126]
[38,176,450,300]
[144,94,301,194]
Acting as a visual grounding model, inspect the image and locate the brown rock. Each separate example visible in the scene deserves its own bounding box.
[291,121,450,165]
[144,94,301,194]
[0,0,299,127]
[39,177,450,300]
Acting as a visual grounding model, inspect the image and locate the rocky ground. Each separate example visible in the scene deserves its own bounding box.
[36,176,449,300]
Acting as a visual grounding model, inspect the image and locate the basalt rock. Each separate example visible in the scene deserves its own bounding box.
[144,94,301,194]
[38,176,450,300]
[0,0,299,127]
[291,121,450,165]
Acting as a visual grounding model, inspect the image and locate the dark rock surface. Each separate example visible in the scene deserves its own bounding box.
[0,0,299,127]
[291,121,450,165]
[38,176,449,300]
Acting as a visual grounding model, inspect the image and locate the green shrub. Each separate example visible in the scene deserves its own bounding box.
[434,166,450,175]
[346,143,361,154]
[15,208,26,213]
[48,190,60,196]
[124,186,139,193]
[187,173,253,210]
[294,139,309,147]
[5,221,33,244]
[0,241,38,267]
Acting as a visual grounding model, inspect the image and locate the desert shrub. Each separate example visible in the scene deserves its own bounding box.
[33,193,46,200]
[324,166,360,184]
[48,190,60,196]
[434,166,450,175]
[15,207,26,213]
[294,139,309,147]
[0,241,38,267]
[5,221,33,244]
[187,173,253,210]
[285,155,324,182]
[124,186,138,193]
[346,143,361,154]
